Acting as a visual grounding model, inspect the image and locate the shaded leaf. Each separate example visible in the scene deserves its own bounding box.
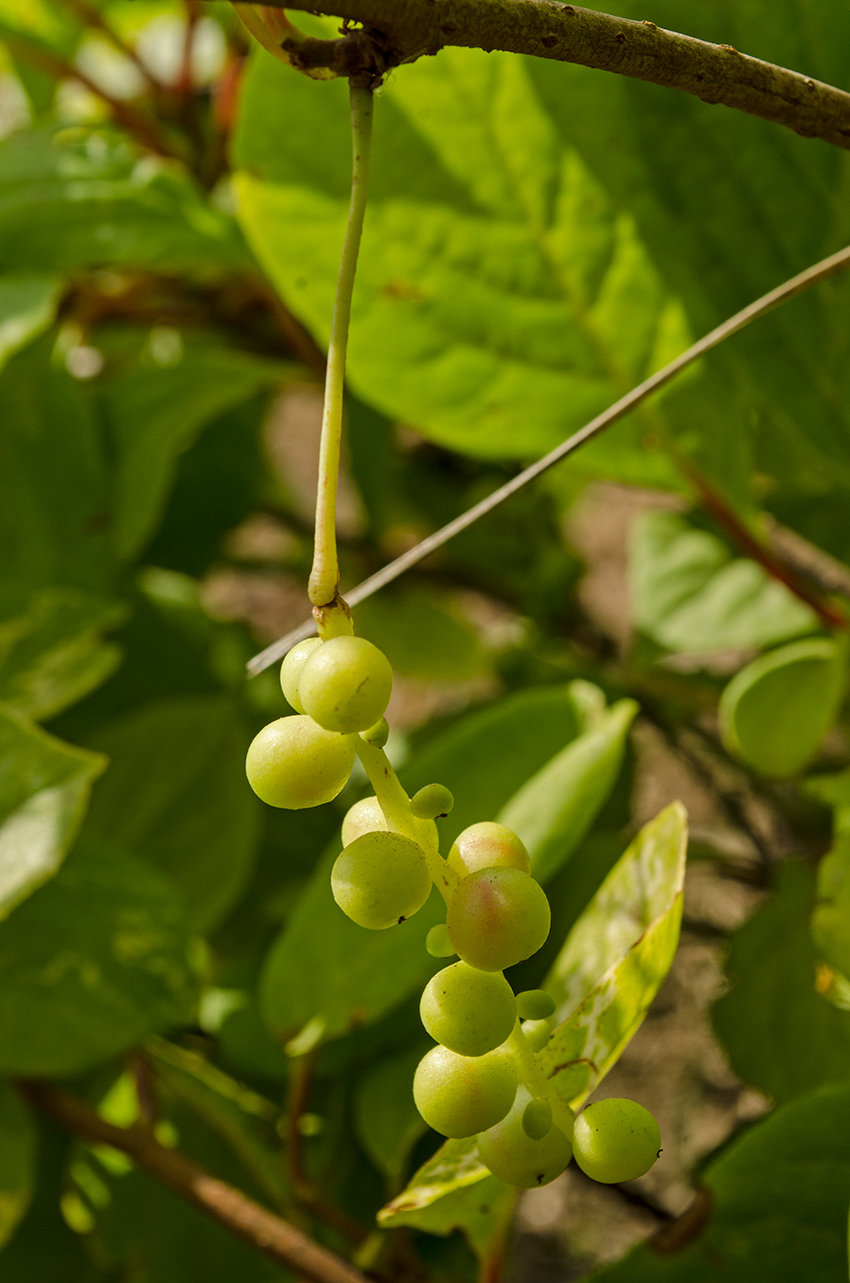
[499,698,637,884]
[714,862,850,1104]
[719,638,846,777]
[354,1046,427,1181]
[0,702,105,919]
[0,1080,36,1251]
[379,1170,517,1269]
[594,1082,850,1283]
[0,275,59,370]
[0,587,124,721]
[353,586,487,683]
[630,511,816,654]
[806,770,850,981]
[81,696,261,934]
[0,841,197,1076]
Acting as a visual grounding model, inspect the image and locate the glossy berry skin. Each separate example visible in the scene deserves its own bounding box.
[478,1086,572,1188]
[521,1018,552,1052]
[426,924,456,958]
[517,990,556,1021]
[299,636,393,734]
[280,637,323,713]
[446,868,551,972]
[246,716,355,809]
[331,831,431,929]
[447,821,531,878]
[572,1098,661,1184]
[413,1045,517,1138]
[341,795,438,851]
[411,784,454,820]
[420,962,516,1057]
[522,1097,553,1140]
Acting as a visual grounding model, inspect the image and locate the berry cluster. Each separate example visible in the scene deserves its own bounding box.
[246,629,661,1189]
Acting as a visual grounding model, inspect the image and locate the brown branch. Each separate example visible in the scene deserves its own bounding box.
[52,0,166,93]
[20,1081,368,1283]
[249,0,850,151]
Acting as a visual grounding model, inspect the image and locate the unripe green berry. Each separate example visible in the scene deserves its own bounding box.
[426,925,456,958]
[331,831,431,930]
[478,1086,572,1188]
[446,867,550,972]
[361,717,389,748]
[517,990,556,1021]
[411,784,454,820]
[522,1098,553,1140]
[521,1019,552,1052]
[420,962,516,1057]
[279,637,323,713]
[341,795,438,850]
[246,716,354,809]
[413,1045,517,1138]
[299,636,393,734]
[447,821,531,878]
[572,1099,661,1184]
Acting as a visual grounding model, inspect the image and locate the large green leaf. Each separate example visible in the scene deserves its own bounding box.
[0,339,112,591]
[234,48,688,480]
[0,841,197,1076]
[594,1082,850,1283]
[499,697,637,884]
[379,1171,517,1271]
[0,587,124,721]
[0,702,105,919]
[630,511,816,654]
[0,126,249,274]
[382,803,687,1214]
[719,638,846,777]
[0,1081,36,1251]
[101,340,293,561]
[259,683,626,1047]
[81,697,261,934]
[713,862,850,1104]
[354,1046,427,1181]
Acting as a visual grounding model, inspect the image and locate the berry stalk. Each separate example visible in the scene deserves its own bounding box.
[309,82,374,608]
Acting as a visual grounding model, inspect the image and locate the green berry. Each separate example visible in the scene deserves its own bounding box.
[521,1018,552,1052]
[420,962,516,1057]
[410,784,454,820]
[572,1099,661,1184]
[361,717,389,748]
[522,1097,553,1140]
[245,716,354,809]
[299,636,393,734]
[279,637,323,713]
[331,831,431,929]
[413,1045,517,1138]
[426,924,456,958]
[341,795,437,851]
[447,821,531,879]
[477,1086,572,1188]
[446,867,550,972]
[517,990,556,1021]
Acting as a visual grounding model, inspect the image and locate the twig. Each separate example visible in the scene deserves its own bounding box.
[247,241,850,675]
[52,0,165,93]
[20,1081,368,1283]
[251,0,850,151]
[763,516,850,601]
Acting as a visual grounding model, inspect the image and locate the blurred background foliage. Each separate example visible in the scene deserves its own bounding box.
[2,0,850,1280]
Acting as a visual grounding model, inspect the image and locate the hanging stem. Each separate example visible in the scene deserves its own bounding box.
[309,82,374,609]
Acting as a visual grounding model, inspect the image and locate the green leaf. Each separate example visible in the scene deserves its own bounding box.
[380,1171,517,1269]
[0,339,112,591]
[805,772,850,981]
[539,801,688,1109]
[0,587,124,721]
[0,276,60,370]
[102,340,292,562]
[259,683,611,1046]
[0,841,197,1076]
[0,702,105,919]
[353,586,487,682]
[0,1080,36,1251]
[498,698,637,884]
[382,804,687,1212]
[713,862,850,1104]
[234,49,688,479]
[81,696,261,934]
[719,638,846,777]
[594,1082,850,1283]
[0,127,249,275]
[354,1047,427,1180]
[630,511,817,653]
